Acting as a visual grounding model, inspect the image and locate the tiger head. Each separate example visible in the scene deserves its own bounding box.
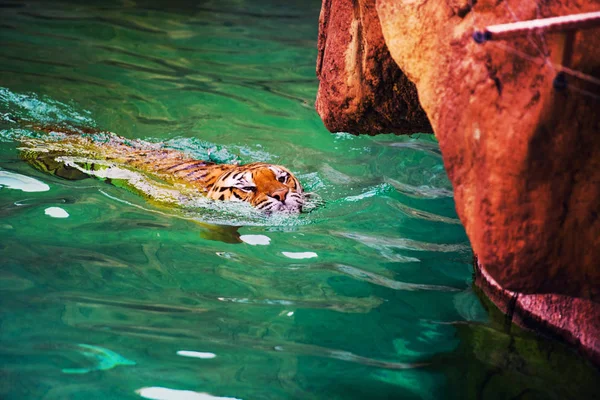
[207,163,305,213]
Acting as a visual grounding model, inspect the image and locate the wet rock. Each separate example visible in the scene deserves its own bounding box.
[374,0,600,363]
[377,0,600,300]
[315,0,431,134]
[474,258,600,366]
[315,0,600,364]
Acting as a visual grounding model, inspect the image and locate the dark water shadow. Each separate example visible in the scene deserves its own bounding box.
[428,284,600,400]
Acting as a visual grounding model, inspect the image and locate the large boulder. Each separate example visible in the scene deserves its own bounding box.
[315,0,600,365]
[375,0,600,363]
[315,0,431,134]
[376,0,600,302]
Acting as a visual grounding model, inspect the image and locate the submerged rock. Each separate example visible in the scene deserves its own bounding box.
[316,0,600,365]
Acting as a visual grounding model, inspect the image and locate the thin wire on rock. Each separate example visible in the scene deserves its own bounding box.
[467,0,600,99]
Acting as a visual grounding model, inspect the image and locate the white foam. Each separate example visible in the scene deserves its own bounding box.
[137,387,241,400]
[287,311,294,317]
[282,251,318,259]
[176,351,216,359]
[45,207,69,218]
[0,171,50,192]
[239,234,271,246]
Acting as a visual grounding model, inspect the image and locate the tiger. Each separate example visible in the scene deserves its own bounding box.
[18,125,306,213]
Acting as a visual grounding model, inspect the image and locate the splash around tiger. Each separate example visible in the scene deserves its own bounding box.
[19,126,306,213]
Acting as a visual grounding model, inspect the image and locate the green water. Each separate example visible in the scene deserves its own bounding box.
[0,1,598,399]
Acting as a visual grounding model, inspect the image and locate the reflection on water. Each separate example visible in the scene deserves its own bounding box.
[0,0,598,399]
[176,350,217,359]
[0,169,50,192]
[137,387,241,400]
[338,231,470,252]
[281,251,318,259]
[61,344,136,375]
[385,177,454,199]
[239,234,270,245]
[335,264,458,292]
[44,206,69,218]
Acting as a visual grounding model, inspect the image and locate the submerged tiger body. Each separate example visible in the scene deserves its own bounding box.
[20,130,306,213]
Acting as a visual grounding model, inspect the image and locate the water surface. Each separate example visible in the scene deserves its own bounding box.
[0,1,598,399]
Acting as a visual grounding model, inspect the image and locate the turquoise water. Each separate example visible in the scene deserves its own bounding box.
[0,1,598,399]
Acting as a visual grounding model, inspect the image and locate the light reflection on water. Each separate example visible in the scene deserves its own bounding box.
[61,344,136,375]
[176,350,217,359]
[137,387,241,400]
[0,169,50,192]
[0,0,598,399]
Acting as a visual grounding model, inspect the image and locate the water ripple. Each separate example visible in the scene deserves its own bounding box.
[386,177,454,199]
[55,295,208,314]
[74,323,427,371]
[2,1,597,398]
[335,264,459,292]
[389,201,462,224]
[336,231,469,253]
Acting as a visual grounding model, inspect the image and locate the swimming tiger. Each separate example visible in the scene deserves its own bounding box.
[18,125,306,213]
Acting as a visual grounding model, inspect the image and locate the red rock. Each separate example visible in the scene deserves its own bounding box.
[315,0,431,134]
[475,259,600,366]
[374,0,600,364]
[314,0,600,365]
[376,0,600,301]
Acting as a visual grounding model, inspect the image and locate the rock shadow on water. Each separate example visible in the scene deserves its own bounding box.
[427,285,600,400]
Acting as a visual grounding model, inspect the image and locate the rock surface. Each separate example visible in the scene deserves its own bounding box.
[377,0,600,363]
[315,0,431,134]
[475,257,600,365]
[315,0,600,364]
[376,0,600,300]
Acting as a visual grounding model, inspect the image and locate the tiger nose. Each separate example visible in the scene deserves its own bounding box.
[270,187,289,202]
